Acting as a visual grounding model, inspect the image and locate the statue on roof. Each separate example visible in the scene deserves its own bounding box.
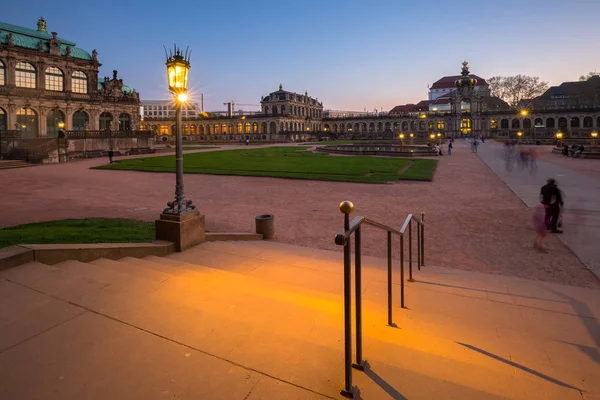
[37,17,47,32]
[113,70,118,80]
[65,46,71,56]
[37,39,44,51]
[92,49,98,63]
[279,83,283,91]
[6,33,13,46]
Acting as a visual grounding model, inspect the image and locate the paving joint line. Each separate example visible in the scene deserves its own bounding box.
[2,277,337,400]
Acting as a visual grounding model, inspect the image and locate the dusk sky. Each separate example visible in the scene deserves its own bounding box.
[5,0,600,112]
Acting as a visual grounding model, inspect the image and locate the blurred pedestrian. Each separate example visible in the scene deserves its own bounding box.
[532,204,548,252]
[540,178,563,233]
[448,141,453,155]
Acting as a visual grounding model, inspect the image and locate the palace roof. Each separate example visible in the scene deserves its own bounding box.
[430,74,487,90]
[0,20,92,61]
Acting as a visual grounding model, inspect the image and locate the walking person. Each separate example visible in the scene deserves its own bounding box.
[108,149,114,164]
[447,141,453,155]
[540,178,563,233]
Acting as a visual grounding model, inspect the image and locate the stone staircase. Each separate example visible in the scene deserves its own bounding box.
[0,240,598,399]
[0,159,35,169]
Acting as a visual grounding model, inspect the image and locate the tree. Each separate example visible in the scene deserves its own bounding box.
[579,71,599,81]
[487,75,549,107]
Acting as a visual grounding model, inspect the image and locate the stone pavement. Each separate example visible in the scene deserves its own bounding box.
[1,240,599,399]
[1,142,596,288]
[476,141,600,280]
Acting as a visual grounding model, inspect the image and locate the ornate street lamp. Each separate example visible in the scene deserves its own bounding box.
[517,131,523,143]
[163,45,195,215]
[556,132,564,148]
[592,131,598,147]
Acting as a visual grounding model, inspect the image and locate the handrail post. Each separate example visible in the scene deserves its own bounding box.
[417,222,421,271]
[421,212,425,267]
[387,231,392,326]
[353,226,364,371]
[339,201,354,398]
[400,234,405,308]
[408,221,413,282]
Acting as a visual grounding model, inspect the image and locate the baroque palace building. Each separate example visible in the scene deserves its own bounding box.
[141,84,323,142]
[0,18,140,138]
[323,62,600,142]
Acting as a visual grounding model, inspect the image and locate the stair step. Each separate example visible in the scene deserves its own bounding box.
[88,257,173,283]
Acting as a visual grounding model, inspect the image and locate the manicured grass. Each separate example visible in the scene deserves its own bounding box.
[307,140,381,145]
[95,147,437,183]
[0,218,154,248]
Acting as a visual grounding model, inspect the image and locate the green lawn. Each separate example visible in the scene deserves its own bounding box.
[95,147,437,183]
[0,218,154,248]
[307,140,382,145]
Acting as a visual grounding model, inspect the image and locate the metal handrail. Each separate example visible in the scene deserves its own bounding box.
[334,201,425,399]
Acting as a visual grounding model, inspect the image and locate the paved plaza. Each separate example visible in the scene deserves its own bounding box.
[0,143,598,288]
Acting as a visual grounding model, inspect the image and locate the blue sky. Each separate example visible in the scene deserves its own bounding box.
[5,0,600,111]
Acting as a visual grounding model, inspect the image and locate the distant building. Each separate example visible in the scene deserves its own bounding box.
[141,100,201,119]
[0,18,140,138]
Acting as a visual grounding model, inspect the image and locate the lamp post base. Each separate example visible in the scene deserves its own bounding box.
[155,210,205,252]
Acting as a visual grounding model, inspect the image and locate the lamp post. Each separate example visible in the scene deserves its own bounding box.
[517,131,523,144]
[429,133,435,144]
[164,45,195,215]
[592,131,598,147]
[399,133,404,147]
[556,132,563,148]
[156,45,205,252]
[409,132,414,145]
[436,132,442,144]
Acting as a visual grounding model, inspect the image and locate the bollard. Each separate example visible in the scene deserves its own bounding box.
[255,214,275,239]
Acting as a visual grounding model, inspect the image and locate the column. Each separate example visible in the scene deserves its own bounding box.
[39,106,47,137]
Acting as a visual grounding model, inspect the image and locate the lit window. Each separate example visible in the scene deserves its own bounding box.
[72,71,88,93]
[45,67,64,91]
[16,62,36,88]
[0,61,5,86]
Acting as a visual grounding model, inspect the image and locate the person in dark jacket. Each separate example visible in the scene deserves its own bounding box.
[108,150,114,164]
[540,178,563,233]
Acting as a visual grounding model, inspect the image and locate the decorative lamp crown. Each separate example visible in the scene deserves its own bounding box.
[455,61,477,89]
[165,44,191,94]
[37,17,47,32]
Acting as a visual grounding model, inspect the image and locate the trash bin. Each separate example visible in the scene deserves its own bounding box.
[255,214,274,239]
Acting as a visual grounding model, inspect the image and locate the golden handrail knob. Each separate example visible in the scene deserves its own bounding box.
[339,201,355,214]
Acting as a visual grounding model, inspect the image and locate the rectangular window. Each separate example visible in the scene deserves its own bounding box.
[0,62,5,86]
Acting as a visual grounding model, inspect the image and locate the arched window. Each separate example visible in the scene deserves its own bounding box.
[214,124,219,134]
[46,109,65,137]
[437,120,445,130]
[72,110,89,131]
[260,122,267,133]
[571,117,580,128]
[221,123,227,134]
[354,123,360,132]
[418,121,425,131]
[17,107,39,137]
[361,123,367,132]
[583,116,593,128]
[534,118,543,126]
[272,106,278,115]
[119,113,131,131]
[45,67,64,91]
[558,117,567,129]
[511,118,520,129]
[160,125,168,134]
[190,125,197,134]
[500,119,509,129]
[490,120,498,129]
[72,71,88,94]
[402,121,408,131]
[281,105,286,114]
[369,123,375,132]
[228,124,233,134]
[410,121,417,130]
[99,112,113,130]
[264,106,269,115]
[428,121,434,130]
[182,125,188,134]
[198,125,205,134]
[0,61,5,86]
[0,107,6,130]
[151,125,158,134]
[245,122,251,133]
[171,125,176,134]
[523,118,531,129]
[285,122,289,131]
[377,122,383,132]
[16,62,36,88]
[597,117,600,128]
[237,123,243,134]
[269,121,276,134]
[546,118,555,128]
[252,122,258,133]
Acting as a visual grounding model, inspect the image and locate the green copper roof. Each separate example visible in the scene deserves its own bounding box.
[0,21,92,61]
[97,81,133,93]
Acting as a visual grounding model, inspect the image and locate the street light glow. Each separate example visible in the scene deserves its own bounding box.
[177,93,188,102]
[520,110,528,116]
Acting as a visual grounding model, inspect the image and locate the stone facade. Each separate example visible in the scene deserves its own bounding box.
[0,18,140,138]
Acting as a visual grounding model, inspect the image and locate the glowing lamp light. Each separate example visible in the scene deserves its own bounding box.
[520,110,528,116]
[429,134,435,139]
[399,134,405,139]
[410,133,414,138]
[166,47,190,94]
[517,131,523,137]
[177,93,188,103]
[591,131,598,138]
[556,132,563,139]
[57,121,65,129]
[436,133,441,137]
